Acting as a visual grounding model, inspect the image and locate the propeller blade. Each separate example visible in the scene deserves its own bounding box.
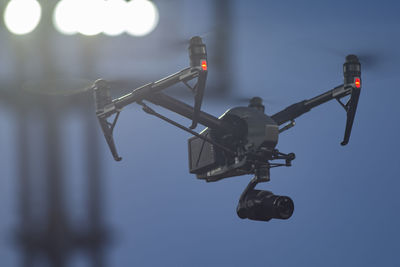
[22,78,94,96]
[309,43,389,72]
[167,30,217,51]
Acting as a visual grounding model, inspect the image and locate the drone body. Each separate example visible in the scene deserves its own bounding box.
[189,103,280,181]
[93,37,361,222]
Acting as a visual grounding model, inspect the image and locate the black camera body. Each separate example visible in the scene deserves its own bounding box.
[188,105,279,182]
[237,189,294,222]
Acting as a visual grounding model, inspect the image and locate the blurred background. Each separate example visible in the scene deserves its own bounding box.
[0,0,399,266]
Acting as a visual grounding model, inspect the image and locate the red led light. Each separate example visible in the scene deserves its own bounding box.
[201,60,207,71]
[354,77,361,88]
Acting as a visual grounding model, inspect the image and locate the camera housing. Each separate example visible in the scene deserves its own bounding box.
[237,189,294,222]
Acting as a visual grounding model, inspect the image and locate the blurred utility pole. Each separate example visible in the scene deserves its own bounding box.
[213,0,233,96]
[11,2,109,267]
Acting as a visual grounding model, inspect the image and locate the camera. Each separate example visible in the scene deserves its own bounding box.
[236,189,294,222]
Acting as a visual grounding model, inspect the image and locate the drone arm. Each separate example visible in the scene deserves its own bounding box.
[110,34,209,127]
[270,100,310,126]
[112,67,198,112]
[147,92,232,132]
[271,84,353,125]
[271,81,361,146]
[95,36,215,161]
[94,67,230,161]
[96,67,226,131]
[95,65,205,119]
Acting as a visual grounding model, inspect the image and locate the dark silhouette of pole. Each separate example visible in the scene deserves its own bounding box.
[10,1,110,265]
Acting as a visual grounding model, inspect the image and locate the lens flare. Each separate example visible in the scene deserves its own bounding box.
[4,0,42,35]
[125,0,159,36]
[103,0,127,36]
[53,0,79,35]
[76,0,104,36]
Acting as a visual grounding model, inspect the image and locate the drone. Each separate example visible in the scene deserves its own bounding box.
[93,36,361,222]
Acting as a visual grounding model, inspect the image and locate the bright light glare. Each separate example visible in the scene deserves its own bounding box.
[103,0,127,36]
[53,0,160,37]
[4,0,42,35]
[54,0,105,36]
[53,0,78,35]
[76,0,104,36]
[125,0,159,36]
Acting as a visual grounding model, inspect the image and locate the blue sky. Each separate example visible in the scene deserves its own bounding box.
[1,0,400,266]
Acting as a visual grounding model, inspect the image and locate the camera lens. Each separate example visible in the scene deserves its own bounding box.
[273,195,294,219]
[236,190,294,222]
